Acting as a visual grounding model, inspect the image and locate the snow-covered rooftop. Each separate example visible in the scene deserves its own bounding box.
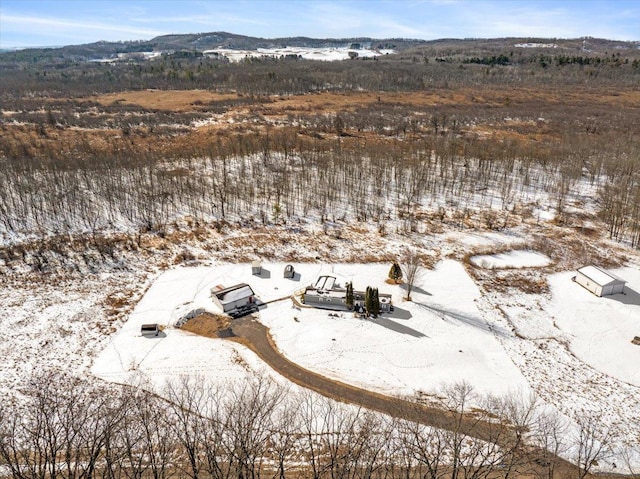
[577,265,625,286]
[214,284,254,304]
[314,275,336,291]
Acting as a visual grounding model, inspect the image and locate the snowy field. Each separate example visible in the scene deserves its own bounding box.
[2,226,638,470]
[91,263,322,391]
[480,263,640,469]
[92,261,528,401]
[470,250,551,269]
[261,261,530,399]
[88,257,640,470]
[204,46,394,62]
[548,267,640,386]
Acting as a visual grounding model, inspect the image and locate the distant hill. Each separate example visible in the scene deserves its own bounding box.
[1,31,638,64]
[0,32,421,63]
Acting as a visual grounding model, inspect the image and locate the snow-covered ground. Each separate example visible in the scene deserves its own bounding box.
[479,264,640,470]
[2,223,638,471]
[92,261,528,401]
[203,46,394,62]
[91,263,311,391]
[514,43,559,49]
[548,267,640,386]
[262,261,529,400]
[470,250,551,269]
[88,257,640,471]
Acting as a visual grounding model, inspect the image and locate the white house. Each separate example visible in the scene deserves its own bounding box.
[574,266,626,297]
[211,283,256,313]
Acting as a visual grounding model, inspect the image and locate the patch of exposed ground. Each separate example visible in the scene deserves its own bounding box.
[4,86,640,163]
[91,87,640,114]
[179,312,233,338]
[92,89,240,110]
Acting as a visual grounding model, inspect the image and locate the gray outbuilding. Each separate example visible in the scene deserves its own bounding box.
[252,261,262,275]
[284,264,295,279]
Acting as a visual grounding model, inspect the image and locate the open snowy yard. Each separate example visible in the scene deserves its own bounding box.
[547,267,640,386]
[260,260,530,400]
[91,263,325,391]
[92,261,530,402]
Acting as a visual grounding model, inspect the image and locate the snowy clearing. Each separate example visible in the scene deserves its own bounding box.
[203,46,394,62]
[548,267,640,386]
[470,250,551,269]
[89,257,640,470]
[92,261,528,401]
[2,224,639,472]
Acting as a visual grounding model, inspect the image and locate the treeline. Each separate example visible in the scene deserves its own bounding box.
[598,154,640,248]
[1,48,640,99]
[462,54,511,66]
[0,373,628,479]
[447,53,636,68]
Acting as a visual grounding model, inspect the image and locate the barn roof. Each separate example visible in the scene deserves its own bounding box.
[577,266,626,287]
[214,283,254,304]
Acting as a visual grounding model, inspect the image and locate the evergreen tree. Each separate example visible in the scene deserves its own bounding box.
[364,286,380,317]
[388,262,403,283]
[371,288,380,316]
[345,282,354,309]
[365,286,373,316]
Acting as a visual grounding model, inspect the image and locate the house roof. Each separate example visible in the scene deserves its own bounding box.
[314,275,336,291]
[306,288,392,301]
[214,283,254,304]
[577,266,625,287]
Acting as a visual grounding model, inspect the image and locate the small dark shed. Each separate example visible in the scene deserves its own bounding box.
[284,264,295,279]
[141,323,159,337]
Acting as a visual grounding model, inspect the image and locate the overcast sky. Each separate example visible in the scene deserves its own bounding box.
[1,0,639,49]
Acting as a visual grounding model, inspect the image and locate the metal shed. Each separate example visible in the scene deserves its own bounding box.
[141,323,159,337]
[252,261,262,275]
[574,266,626,297]
[284,264,295,279]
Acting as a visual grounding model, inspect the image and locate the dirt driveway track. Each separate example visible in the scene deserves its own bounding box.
[227,316,590,476]
[229,316,497,442]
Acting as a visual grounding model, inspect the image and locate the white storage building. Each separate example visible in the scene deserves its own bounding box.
[574,266,626,297]
[211,283,255,312]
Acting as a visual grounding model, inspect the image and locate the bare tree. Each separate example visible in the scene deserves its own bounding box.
[164,376,208,479]
[401,249,423,301]
[531,409,568,479]
[573,413,614,479]
[267,395,301,479]
[224,376,285,479]
[399,418,448,479]
[118,388,176,479]
[482,392,540,479]
[619,444,640,479]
